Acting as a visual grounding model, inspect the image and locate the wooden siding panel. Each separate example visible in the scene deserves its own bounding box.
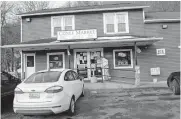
[35,51,47,71]
[22,9,144,42]
[104,47,135,83]
[139,23,180,82]
[22,16,51,42]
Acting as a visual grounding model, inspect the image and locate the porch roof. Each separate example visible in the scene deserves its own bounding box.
[0,36,163,51]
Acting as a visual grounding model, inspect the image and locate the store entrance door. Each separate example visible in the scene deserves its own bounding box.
[74,48,103,81]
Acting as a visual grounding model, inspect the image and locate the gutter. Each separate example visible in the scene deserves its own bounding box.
[144,19,180,23]
[0,37,163,48]
[18,6,149,17]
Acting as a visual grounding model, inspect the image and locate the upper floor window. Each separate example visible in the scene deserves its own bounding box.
[51,15,75,37]
[103,12,129,34]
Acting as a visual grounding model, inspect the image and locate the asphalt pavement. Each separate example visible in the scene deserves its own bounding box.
[1,87,180,119]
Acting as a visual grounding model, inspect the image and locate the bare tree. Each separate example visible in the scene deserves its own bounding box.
[16,1,50,13]
[1,1,50,73]
[0,1,15,27]
[64,1,103,8]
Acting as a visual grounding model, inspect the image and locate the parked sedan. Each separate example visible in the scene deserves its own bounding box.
[167,71,180,95]
[13,69,84,115]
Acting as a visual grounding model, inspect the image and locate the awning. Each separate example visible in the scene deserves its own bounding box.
[0,36,163,51]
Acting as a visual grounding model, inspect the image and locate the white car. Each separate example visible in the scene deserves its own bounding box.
[13,69,84,115]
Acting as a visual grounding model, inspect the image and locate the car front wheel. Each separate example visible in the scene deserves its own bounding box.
[171,79,180,95]
[68,97,75,116]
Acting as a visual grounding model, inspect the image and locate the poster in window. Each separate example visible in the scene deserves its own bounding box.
[115,50,131,67]
[49,54,63,69]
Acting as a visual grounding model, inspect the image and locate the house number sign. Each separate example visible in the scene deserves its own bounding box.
[150,67,160,75]
[156,48,165,56]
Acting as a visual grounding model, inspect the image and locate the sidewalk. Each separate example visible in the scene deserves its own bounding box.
[139,81,167,88]
[84,81,167,90]
[84,81,136,90]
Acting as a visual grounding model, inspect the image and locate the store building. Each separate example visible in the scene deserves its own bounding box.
[1,3,180,84]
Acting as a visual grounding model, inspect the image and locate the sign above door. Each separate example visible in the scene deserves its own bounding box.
[57,29,97,41]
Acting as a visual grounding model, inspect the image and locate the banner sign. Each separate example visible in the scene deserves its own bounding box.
[57,29,97,41]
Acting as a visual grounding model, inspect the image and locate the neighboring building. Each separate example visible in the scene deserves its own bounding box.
[1,3,180,84]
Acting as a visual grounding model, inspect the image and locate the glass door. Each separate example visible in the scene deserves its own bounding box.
[75,51,88,80]
[89,50,103,80]
[74,49,103,81]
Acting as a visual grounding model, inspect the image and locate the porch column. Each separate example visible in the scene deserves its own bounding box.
[11,48,14,72]
[67,46,71,69]
[134,42,140,86]
[20,51,25,80]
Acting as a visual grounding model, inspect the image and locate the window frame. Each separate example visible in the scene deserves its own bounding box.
[113,49,133,69]
[103,12,129,34]
[51,15,75,37]
[47,52,65,70]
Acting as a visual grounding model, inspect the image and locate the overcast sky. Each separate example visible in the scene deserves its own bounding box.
[49,1,67,8]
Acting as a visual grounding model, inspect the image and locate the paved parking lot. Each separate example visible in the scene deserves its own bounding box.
[1,87,180,119]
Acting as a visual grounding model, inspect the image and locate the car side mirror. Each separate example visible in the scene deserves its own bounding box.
[78,76,84,81]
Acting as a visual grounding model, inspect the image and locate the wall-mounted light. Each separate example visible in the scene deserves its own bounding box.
[162,24,168,29]
[136,46,142,53]
[26,18,31,22]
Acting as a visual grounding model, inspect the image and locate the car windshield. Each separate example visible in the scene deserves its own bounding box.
[24,71,61,83]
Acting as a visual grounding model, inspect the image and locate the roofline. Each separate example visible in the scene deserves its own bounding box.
[144,19,180,23]
[0,37,163,48]
[18,6,149,17]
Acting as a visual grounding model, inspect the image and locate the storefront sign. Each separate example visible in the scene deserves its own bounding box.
[150,67,160,75]
[156,48,165,56]
[57,29,97,41]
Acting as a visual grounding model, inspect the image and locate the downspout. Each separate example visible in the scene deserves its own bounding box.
[67,45,71,69]
[11,48,14,72]
[134,42,140,86]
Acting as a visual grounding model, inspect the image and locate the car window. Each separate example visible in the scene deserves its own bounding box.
[72,71,78,80]
[64,71,75,81]
[24,71,61,83]
[1,74,9,81]
[1,74,10,85]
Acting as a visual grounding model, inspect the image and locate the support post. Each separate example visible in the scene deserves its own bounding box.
[20,51,25,80]
[134,42,140,86]
[67,46,71,69]
[11,48,14,72]
[134,42,137,65]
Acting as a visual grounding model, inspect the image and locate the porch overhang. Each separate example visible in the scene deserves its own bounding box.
[0,36,163,51]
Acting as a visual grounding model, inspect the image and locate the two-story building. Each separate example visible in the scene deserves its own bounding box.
[1,3,180,84]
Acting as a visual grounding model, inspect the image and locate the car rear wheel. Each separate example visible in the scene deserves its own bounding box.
[171,79,180,95]
[68,97,75,116]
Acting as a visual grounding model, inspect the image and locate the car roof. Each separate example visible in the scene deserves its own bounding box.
[37,69,72,73]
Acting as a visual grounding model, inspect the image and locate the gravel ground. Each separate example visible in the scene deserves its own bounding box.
[1,87,180,119]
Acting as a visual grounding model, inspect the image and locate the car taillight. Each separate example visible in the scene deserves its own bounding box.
[45,86,63,93]
[15,87,24,94]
